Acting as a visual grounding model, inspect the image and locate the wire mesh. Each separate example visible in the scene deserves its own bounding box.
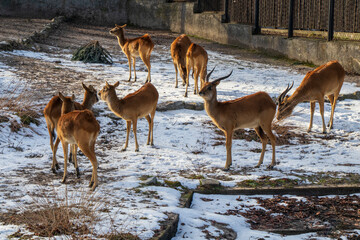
[227,0,360,41]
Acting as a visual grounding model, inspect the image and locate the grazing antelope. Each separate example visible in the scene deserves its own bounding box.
[109,24,154,83]
[44,83,98,173]
[276,60,345,133]
[99,81,158,151]
[56,93,100,191]
[199,68,276,170]
[185,43,208,97]
[170,34,192,88]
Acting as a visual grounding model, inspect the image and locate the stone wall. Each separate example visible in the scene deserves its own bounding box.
[0,0,127,26]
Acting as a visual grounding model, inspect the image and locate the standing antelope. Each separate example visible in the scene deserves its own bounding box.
[110,24,154,83]
[44,83,98,173]
[199,68,276,170]
[56,92,100,191]
[170,34,192,88]
[99,81,158,151]
[185,43,208,97]
[276,60,345,133]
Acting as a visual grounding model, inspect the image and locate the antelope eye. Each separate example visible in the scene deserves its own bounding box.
[208,86,212,90]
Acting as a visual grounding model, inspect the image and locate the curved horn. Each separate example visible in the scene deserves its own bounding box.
[206,66,216,82]
[277,81,294,104]
[212,70,233,84]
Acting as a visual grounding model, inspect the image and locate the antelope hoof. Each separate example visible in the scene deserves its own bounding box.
[322,130,327,134]
[267,165,275,170]
[121,147,127,152]
[184,93,188,98]
[307,129,312,133]
[51,167,57,174]
[175,85,178,88]
[90,183,98,191]
[89,181,94,188]
[56,163,60,170]
[61,177,67,184]
[135,148,139,152]
[222,167,230,172]
[128,77,131,82]
[255,164,261,168]
[76,168,80,178]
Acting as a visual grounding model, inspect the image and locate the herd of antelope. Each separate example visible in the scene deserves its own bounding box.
[43,24,346,191]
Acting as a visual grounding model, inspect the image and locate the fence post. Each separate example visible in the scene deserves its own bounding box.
[221,0,230,23]
[253,0,261,34]
[194,0,202,13]
[328,0,335,41]
[288,0,294,38]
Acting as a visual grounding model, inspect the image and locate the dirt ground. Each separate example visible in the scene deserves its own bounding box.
[1,16,359,96]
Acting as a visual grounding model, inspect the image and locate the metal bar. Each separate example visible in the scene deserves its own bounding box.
[253,0,261,34]
[328,0,335,41]
[288,0,295,38]
[222,0,230,23]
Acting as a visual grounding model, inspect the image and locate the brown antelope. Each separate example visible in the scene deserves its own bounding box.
[99,81,158,151]
[44,83,98,173]
[170,34,192,88]
[109,24,154,83]
[56,93,100,191]
[199,68,276,170]
[276,60,345,133]
[185,43,208,97]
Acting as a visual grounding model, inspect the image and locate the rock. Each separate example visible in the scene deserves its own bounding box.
[143,176,158,185]
[200,178,221,187]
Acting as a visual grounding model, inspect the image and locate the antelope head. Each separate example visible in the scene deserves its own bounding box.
[98,81,120,102]
[58,92,75,115]
[82,82,99,107]
[109,24,126,36]
[199,67,233,101]
[276,82,294,120]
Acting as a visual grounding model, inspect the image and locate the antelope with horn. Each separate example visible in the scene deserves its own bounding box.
[56,93,100,191]
[185,43,208,97]
[99,81,158,151]
[276,60,345,133]
[110,24,154,83]
[44,83,98,173]
[170,34,192,88]
[199,67,277,170]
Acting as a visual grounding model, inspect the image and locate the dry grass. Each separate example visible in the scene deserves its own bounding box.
[1,186,102,238]
[0,83,40,127]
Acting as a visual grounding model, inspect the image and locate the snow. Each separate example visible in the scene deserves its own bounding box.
[0,46,360,239]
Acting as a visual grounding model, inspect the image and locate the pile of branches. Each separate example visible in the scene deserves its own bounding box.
[72,40,113,64]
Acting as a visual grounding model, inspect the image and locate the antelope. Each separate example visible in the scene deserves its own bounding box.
[44,83,98,173]
[99,81,158,151]
[109,24,154,83]
[185,43,208,97]
[170,34,192,88]
[199,68,276,170]
[56,93,100,191]
[276,60,345,133]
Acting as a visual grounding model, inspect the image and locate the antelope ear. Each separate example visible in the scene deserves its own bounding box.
[214,79,223,86]
[82,82,89,91]
[105,81,110,87]
[115,24,120,27]
[58,92,65,101]
[114,81,120,88]
[121,24,127,28]
[71,94,75,101]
